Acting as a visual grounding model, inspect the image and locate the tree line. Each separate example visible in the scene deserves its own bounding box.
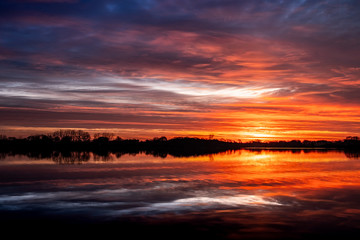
[0,130,359,157]
[0,130,241,157]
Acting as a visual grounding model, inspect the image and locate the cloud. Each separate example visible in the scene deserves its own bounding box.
[0,0,360,139]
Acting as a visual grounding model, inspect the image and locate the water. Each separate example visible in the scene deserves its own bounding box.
[1,150,360,239]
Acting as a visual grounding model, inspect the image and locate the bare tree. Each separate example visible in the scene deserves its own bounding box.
[52,129,90,142]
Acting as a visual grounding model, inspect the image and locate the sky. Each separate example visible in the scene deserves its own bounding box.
[0,0,360,141]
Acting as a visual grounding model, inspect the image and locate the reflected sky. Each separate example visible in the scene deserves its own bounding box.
[1,150,360,238]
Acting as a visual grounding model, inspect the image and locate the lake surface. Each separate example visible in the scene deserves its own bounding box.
[1,149,360,239]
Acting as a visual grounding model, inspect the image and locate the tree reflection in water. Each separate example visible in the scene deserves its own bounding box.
[0,149,359,164]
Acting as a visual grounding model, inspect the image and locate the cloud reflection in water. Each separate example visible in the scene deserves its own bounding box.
[110,194,283,216]
[1,150,360,239]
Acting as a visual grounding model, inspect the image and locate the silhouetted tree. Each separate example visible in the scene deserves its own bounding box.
[93,132,115,140]
[152,136,167,142]
[52,129,90,142]
[346,136,360,141]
